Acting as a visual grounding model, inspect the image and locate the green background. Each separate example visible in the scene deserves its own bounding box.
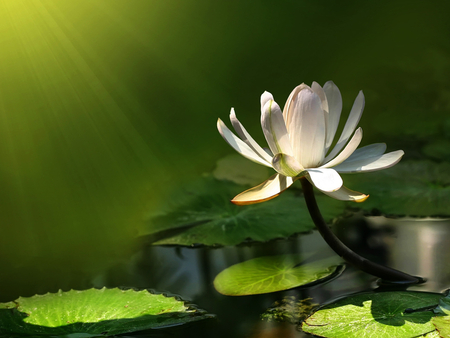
[0,0,449,300]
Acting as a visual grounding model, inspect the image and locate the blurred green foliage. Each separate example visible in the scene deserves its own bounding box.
[0,0,450,299]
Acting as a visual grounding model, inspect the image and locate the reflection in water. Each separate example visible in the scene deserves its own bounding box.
[368,217,450,292]
[92,215,450,337]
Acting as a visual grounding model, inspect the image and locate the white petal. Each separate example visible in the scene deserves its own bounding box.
[333,150,404,173]
[272,153,305,177]
[261,91,274,109]
[263,147,273,157]
[231,174,297,205]
[306,168,343,192]
[217,119,272,167]
[311,82,329,114]
[229,109,273,163]
[287,88,326,167]
[320,185,369,202]
[320,128,363,168]
[282,83,309,122]
[261,99,294,156]
[343,143,387,162]
[323,81,343,151]
[324,90,365,162]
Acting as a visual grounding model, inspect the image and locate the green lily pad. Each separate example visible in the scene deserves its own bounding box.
[144,175,345,246]
[343,160,450,216]
[423,331,442,338]
[213,254,344,296]
[433,317,450,337]
[302,291,442,338]
[432,292,450,337]
[0,288,211,337]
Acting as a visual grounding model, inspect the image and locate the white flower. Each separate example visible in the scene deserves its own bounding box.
[217,81,404,205]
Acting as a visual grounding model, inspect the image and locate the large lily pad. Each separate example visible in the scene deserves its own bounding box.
[0,288,211,337]
[343,160,450,216]
[213,254,344,296]
[144,175,345,246]
[302,291,442,338]
[432,292,450,337]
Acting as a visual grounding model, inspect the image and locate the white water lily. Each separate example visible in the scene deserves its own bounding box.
[217,81,404,205]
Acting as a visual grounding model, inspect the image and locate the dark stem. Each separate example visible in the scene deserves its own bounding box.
[300,177,421,284]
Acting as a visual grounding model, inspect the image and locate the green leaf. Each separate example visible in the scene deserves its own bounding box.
[432,292,450,337]
[212,154,271,186]
[0,288,211,337]
[144,175,345,246]
[423,331,442,338]
[302,291,442,338]
[213,254,344,296]
[433,317,450,338]
[344,160,450,216]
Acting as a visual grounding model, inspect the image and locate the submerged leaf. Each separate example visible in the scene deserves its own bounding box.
[302,291,442,338]
[261,297,318,324]
[144,175,345,246]
[344,160,450,216]
[214,254,343,296]
[0,288,211,337]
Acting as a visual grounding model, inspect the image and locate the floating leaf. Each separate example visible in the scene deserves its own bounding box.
[214,254,343,296]
[432,292,450,337]
[0,288,211,337]
[302,291,442,338]
[423,331,442,338]
[344,160,450,216]
[433,317,450,337]
[144,175,345,246]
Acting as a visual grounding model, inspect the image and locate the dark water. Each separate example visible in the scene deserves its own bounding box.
[94,214,450,337]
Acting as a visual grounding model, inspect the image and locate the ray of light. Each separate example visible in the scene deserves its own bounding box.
[0,0,180,285]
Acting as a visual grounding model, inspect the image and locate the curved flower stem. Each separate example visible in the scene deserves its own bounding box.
[300,177,422,284]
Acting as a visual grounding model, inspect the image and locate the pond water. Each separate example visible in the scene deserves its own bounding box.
[94,214,450,337]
